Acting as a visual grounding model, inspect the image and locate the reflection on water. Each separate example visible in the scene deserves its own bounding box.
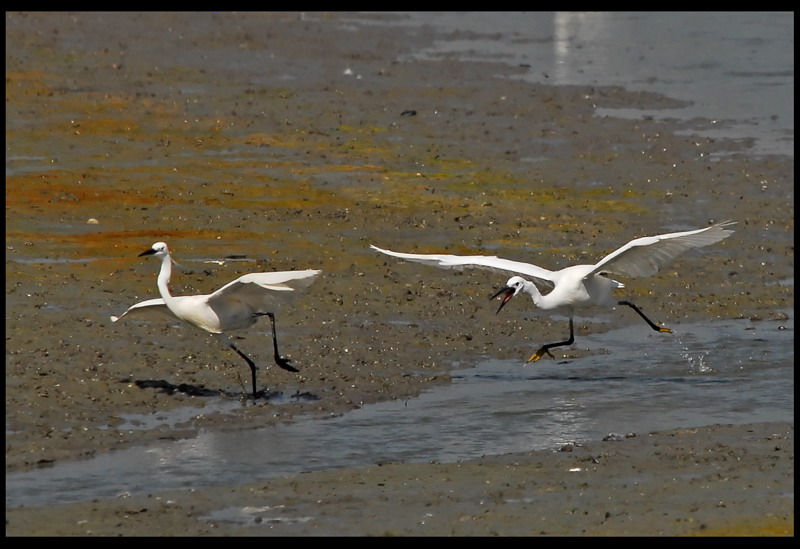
[4,12,794,513]
[385,11,793,157]
[6,315,793,509]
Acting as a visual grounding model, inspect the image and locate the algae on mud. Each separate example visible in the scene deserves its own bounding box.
[5,11,793,536]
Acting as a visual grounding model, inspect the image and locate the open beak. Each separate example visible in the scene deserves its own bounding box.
[490,286,516,315]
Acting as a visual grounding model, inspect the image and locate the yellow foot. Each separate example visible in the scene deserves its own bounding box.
[659,326,673,333]
[526,348,552,363]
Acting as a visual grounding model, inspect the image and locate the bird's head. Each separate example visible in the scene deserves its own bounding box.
[139,242,170,259]
[490,276,526,315]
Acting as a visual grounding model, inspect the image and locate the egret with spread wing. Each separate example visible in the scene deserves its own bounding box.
[372,221,734,362]
[111,242,321,398]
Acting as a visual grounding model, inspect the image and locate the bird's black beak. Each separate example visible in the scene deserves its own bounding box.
[138,248,157,257]
[490,286,516,315]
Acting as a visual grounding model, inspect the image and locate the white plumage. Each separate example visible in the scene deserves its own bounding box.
[112,242,321,398]
[372,220,735,362]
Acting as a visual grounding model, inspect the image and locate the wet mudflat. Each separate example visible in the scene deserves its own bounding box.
[5,12,793,536]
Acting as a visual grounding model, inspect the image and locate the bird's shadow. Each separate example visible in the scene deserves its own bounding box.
[129,379,320,402]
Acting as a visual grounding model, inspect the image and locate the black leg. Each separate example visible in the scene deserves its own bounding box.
[227,341,259,399]
[528,317,575,363]
[265,313,300,373]
[618,300,672,333]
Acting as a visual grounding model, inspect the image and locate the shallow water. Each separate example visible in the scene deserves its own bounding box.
[5,12,793,514]
[369,11,794,158]
[7,315,793,508]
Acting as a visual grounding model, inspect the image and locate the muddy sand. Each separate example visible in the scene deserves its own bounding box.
[5,12,793,536]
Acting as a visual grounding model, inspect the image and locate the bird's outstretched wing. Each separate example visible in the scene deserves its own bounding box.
[370,245,556,290]
[588,220,735,279]
[209,269,322,310]
[110,298,178,323]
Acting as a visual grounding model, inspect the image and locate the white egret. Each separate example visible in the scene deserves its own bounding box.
[371,220,735,362]
[111,242,321,399]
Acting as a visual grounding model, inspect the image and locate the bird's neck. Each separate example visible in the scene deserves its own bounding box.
[521,279,545,307]
[156,254,174,302]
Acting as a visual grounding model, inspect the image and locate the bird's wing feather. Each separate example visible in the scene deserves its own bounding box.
[371,245,556,289]
[588,220,735,278]
[208,269,321,311]
[110,298,178,323]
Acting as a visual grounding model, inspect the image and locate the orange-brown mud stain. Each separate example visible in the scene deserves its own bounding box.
[685,515,793,537]
[6,230,222,263]
[6,72,656,274]
[7,170,165,210]
[5,71,63,102]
